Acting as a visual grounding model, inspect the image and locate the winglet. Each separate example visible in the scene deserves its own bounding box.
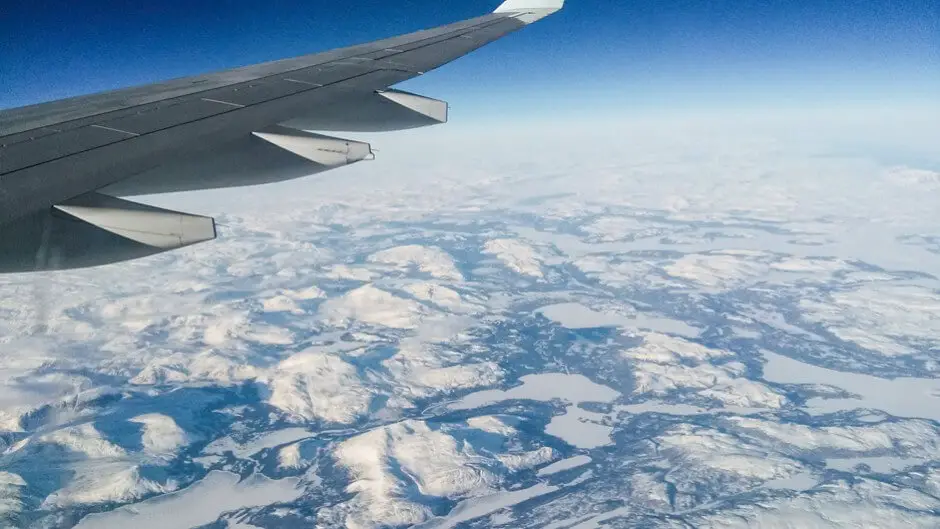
[494,0,565,24]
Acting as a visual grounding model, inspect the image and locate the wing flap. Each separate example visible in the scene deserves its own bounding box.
[54,193,216,249]
[0,193,216,273]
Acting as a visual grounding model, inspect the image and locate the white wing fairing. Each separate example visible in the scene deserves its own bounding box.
[253,129,374,166]
[101,127,374,197]
[0,193,216,273]
[0,1,564,273]
[281,89,448,132]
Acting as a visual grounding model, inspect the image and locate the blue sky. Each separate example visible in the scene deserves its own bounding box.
[1,0,937,118]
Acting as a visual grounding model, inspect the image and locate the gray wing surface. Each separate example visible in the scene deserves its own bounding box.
[0,0,563,272]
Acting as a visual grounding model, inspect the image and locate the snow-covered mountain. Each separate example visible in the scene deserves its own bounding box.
[1,117,939,528]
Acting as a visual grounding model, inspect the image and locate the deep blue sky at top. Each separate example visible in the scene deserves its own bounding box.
[1,0,937,118]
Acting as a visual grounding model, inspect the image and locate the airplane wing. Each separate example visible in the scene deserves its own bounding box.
[0,0,564,273]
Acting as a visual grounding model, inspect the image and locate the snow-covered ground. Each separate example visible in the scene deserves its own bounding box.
[1,116,939,528]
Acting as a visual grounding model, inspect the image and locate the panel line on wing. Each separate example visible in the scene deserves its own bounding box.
[200,98,246,108]
[89,124,140,137]
[283,78,324,87]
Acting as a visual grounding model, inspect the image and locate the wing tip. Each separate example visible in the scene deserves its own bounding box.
[494,0,565,23]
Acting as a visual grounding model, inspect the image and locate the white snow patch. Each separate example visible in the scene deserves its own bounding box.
[729,416,940,456]
[42,422,126,459]
[657,424,803,482]
[497,447,557,471]
[800,284,940,357]
[287,285,326,300]
[319,284,429,329]
[0,371,91,432]
[571,255,666,289]
[131,351,262,386]
[200,311,294,346]
[483,239,544,278]
[382,343,503,402]
[262,295,303,314]
[43,462,178,509]
[74,471,302,529]
[333,420,498,529]
[404,282,472,312]
[13,423,181,508]
[129,414,190,456]
[277,443,305,470]
[626,332,732,363]
[626,472,671,512]
[664,252,770,290]
[265,350,372,424]
[467,416,517,436]
[323,265,378,281]
[409,363,503,397]
[368,245,463,281]
[625,335,785,408]
[634,362,785,408]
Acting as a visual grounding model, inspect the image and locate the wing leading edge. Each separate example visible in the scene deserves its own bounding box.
[0,1,564,273]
